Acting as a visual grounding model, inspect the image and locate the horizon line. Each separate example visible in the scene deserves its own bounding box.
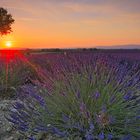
[0,44,140,50]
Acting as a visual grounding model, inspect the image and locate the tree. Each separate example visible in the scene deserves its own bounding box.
[0,7,14,36]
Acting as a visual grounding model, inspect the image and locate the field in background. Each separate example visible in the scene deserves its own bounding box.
[0,49,140,140]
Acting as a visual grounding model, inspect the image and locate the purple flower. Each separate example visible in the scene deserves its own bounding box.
[91,91,100,100]
[62,114,70,122]
[89,122,94,132]
[33,94,45,106]
[34,126,48,131]
[76,91,81,98]
[102,105,107,112]
[109,115,115,124]
[98,132,104,140]
[29,136,36,140]
[18,125,28,132]
[110,95,116,104]
[85,111,91,118]
[61,92,66,96]
[123,91,132,100]
[106,78,110,84]
[95,92,100,99]
[20,111,30,118]
[108,133,113,140]
[6,117,20,125]
[133,77,139,84]
[72,122,84,132]
[9,114,25,124]
[122,134,132,140]
[80,102,86,113]
[89,74,93,82]
[52,127,66,137]
[14,102,24,109]
[85,132,94,140]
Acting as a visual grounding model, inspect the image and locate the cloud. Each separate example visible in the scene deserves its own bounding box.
[1,0,140,22]
[46,0,140,16]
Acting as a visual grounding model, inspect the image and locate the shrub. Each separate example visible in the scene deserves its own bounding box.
[7,54,140,139]
[0,59,39,99]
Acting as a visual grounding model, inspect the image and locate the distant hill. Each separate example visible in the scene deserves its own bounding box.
[97,44,140,49]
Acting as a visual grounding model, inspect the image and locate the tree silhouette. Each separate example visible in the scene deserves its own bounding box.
[0,7,14,36]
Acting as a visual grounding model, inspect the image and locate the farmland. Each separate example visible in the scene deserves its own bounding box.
[0,49,140,140]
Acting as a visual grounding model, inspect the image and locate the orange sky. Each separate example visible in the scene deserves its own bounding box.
[0,0,140,49]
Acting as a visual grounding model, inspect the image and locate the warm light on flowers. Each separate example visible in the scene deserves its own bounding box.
[7,53,140,139]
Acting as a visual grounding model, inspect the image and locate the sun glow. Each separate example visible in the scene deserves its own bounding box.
[5,41,12,48]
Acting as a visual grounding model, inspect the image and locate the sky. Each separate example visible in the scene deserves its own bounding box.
[0,0,140,49]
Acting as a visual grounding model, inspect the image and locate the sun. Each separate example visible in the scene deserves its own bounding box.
[5,41,12,48]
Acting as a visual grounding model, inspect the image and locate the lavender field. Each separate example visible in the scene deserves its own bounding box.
[0,50,140,140]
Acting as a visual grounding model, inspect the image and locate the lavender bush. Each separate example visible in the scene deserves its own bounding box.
[7,53,140,139]
[0,58,38,99]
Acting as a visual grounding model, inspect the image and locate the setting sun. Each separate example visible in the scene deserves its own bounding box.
[5,41,12,48]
